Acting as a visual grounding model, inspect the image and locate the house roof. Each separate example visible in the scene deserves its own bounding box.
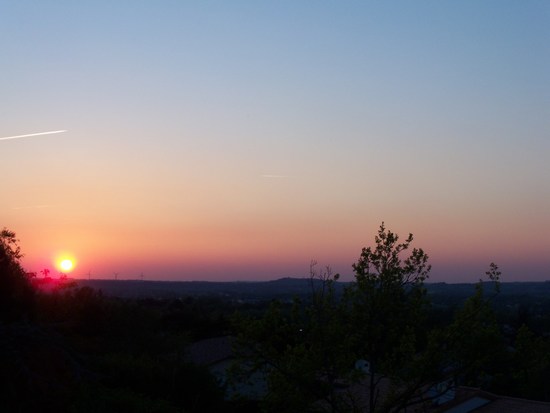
[473,396,550,413]
[439,387,550,413]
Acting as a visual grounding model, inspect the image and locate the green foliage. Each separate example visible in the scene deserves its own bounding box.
[343,224,433,412]
[509,324,550,400]
[445,274,506,387]
[7,224,549,410]
[33,289,226,412]
[87,352,224,412]
[346,223,431,376]
[161,296,231,340]
[234,224,437,412]
[351,223,431,285]
[233,224,513,412]
[233,264,353,412]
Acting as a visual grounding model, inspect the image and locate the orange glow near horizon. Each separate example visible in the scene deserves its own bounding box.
[11,211,550,282]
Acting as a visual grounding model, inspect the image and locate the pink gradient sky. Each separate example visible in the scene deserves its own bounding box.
[2,2,549,281]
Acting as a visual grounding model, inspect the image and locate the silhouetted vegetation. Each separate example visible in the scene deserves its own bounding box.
[0,228,35,322]
[1,226,550,412]
[232,225,550,412]
[0,229,227,412]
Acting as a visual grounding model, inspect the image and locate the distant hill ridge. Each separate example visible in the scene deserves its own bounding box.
[72,278,550,301]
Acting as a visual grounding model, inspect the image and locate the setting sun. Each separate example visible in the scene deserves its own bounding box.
[59,258,74,273]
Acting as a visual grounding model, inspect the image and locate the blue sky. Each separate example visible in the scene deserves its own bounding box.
[2,1,549,281]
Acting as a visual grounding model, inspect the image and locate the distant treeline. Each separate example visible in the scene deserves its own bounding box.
[74,278,550,301]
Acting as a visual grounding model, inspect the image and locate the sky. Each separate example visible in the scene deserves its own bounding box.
[1,1,549,282]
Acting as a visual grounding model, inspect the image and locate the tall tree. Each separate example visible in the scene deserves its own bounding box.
[344,223,432,412]
[234,224,504,412]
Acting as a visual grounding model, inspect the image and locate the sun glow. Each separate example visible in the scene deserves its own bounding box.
[56,255,76,273]
[60,259,73,272]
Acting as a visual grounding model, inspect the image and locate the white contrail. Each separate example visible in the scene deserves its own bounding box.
[0,130,67,141]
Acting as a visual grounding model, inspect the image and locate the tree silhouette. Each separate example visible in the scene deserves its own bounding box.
[234,223,505,412]
[345,222,432,412]
[0,228,35,321]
